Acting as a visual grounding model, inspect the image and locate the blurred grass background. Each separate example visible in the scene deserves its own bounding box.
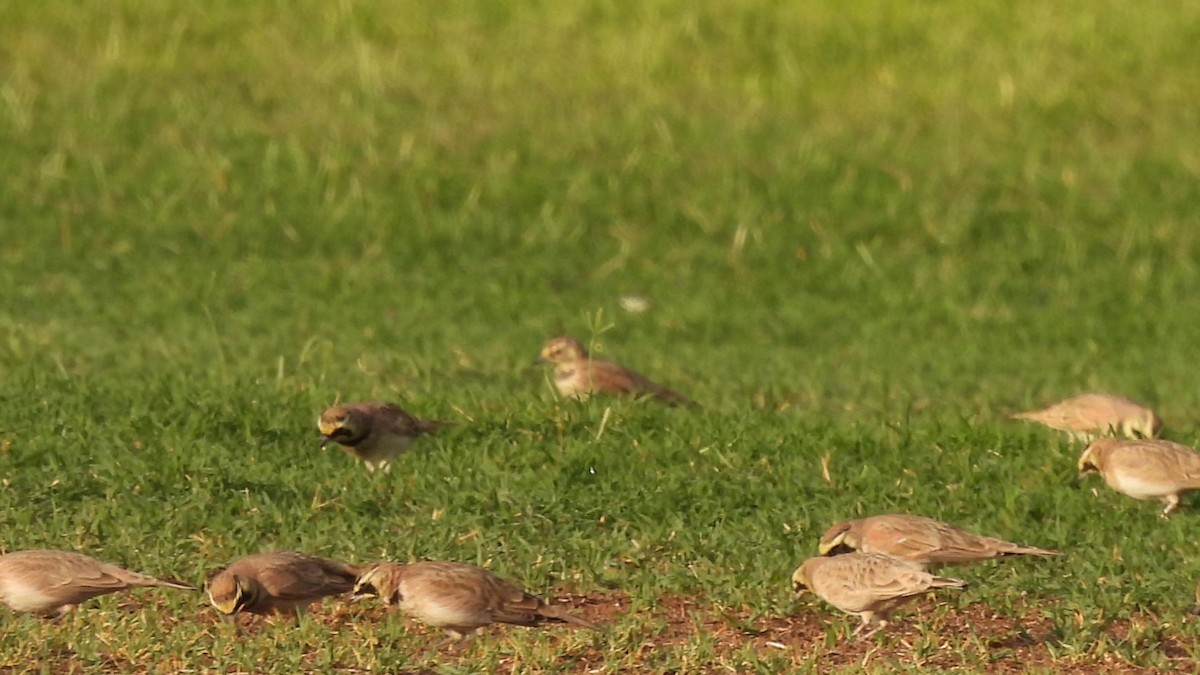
[1,0,1198,670]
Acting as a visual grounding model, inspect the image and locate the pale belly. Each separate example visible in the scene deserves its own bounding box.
[0,579,57,613]
[554,373,591,399]
[402,596,484,630]
[1109,473,1173,500]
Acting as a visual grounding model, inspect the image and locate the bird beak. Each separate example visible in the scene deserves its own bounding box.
[533,355,547,366]
[1071,471,1086,488]
[319,436,331,449]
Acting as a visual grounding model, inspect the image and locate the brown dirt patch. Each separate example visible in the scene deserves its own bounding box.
[6,591,1198,673]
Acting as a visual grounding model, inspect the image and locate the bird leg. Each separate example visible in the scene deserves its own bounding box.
[45,604,76,621]
[852,613,887,642]
[1162,495,1180,518]
[425,630,473,659]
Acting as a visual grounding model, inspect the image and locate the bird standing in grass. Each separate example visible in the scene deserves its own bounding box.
[792,552,966,640]
[1076,438,1200,517]
[318,401,449,473]
[535,336,692,406]
[353,561,603,643]
[818,514,1060,570]
[1012,394,1162,441]
[0,549,195,618]
[207,551,359,619]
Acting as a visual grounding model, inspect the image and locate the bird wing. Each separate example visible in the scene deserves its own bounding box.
[480,573,543,626]
[586,359,692,406]
[34,553,139,595]
[1110,442,1200,486]
[257,554,356,600]
[863,517,949,562]
[377,402,448,436]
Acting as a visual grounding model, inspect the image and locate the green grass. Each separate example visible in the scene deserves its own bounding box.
[2,0,1199,671]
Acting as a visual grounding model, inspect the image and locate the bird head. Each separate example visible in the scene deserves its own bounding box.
[208,573,255,616]
[536,336,587,366]
[353,564,402,606]
[318,406,362,448]
[1133,411,1164,439]
[817,520,859,556]
[791,563,812,599]
[1075,440,1110,485]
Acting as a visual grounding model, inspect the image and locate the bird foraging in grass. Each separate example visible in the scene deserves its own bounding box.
[1012,394,1161,441]
[207,551,359,619]
[535,336,693,406]
[353,561,603,643]
[1076,438,1200,517]
[0,549,195,619]
[318,401,450,473]
[818,514,1060,570]
[792,552,966,640]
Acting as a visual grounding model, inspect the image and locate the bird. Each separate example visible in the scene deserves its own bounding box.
[1012,394,1162,441]
[791,552,966,640]
[1076,438,1200,517]
[817,514,1060,570]
[207,551,359,618]
[0,549,195,619]
[534,336,692,406]
[318,401,450,472]
[352,561,603,642]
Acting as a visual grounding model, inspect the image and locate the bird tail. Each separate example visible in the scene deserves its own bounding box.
[150,576,198,591]
[931,576,968,591]
[417,419,453,435]
[538,604,604,631]
[1005,544,1061,558]
[654,386,698,408]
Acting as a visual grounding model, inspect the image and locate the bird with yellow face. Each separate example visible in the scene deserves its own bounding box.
[317,401,449,473]
[817,514,1060,570]
[207,551,359,620]
[1076,438,1200,517]
[1013,394,1162,441]
[353,561,602,643]
[792,552,966,640]
[535,336,693,406]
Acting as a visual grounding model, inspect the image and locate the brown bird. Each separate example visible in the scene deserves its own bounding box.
[818,514,1060,570]
[1012,394,1162,441]
[1077,438,1200,517]
[318,401,449,473]
[535,336,692,406]
[792,552,966,640]
[207,551,359,618]
[353,561,603,641]
[0,549,195,619]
